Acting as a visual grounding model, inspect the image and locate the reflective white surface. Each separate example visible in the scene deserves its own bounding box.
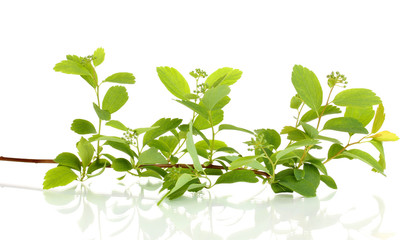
[0,163,408,240]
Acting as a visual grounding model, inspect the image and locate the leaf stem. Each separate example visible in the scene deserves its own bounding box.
[316,86,335,129]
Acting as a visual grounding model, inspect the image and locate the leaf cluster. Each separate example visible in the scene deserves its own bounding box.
[44,49,398,204]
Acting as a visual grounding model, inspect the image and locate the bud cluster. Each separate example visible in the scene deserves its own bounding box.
[327,71,348,88]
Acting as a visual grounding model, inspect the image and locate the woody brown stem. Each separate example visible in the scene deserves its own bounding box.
[0,156,271,178]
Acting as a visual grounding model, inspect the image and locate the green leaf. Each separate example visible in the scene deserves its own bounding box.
[93,48,105,67]
[345,106,375,127]
[205,67,242,87]
[157,67,190,100]
[55,152,82,171]
[280,126,308,141]
[104,141,135,158]
[300,122,319,139]
[111,158,132,171]
[201,85,231,110]
[143,118,182,146]
[372,104,385,134]
[103,72,136,84]
[219,124,254,135]
[187,121,204,173]
[370,140,386,171]
[93,103,111,121]
[88,135,127,144]
[176,100,209,120]
[255,129,281,150]
[213,96,231,110]
[215,170,258,184]
[306,159,328,175]
[344,149,385,174]
[102,86,128,114]
[193,110,224,130]
[291,65,323,114]
[300,105,341,123]
[87,158,110,174]
[294,169,305,180]
[77,137,94,168]
[320,175,337,189]
[43,166,78,190]
[106,120,128,131]
[290,94,302,109]
[71,119,97,135]
[167,173,194,198]
[138,147,168,165]
[327,144,346,159]
[54,60,91,76]
[316,135,342,144]
[228,155,261,170]
[333,88,381,107]
[277,164,320,197]
[276,139,320,160]
[323,117,368,134]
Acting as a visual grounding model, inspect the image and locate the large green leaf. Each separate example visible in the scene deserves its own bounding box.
[320,175,337,189]
[104,141,134,158]
[102,86,128,114]
[344,106,375,127]
[71,119,97,135]
[138,147,168,165]
[54,152,82,171]
[215,170,258,184]
[205,67,242,87]
[43,166,78,190]
[300,105,341,123]
[187,121,204,173]
[333,88,381,107]
[344,149,385,174]
[93,103,111,121]
[157,67,191,100]
[323,117,368,134]
[143,118,182,146]
[54,60,91,76]
[201,85,231,110]
[291,65,323,114]
[76,137,95,168]
[111,158,132,171]
[372,104,385,134]
[276,164,320,197]
[93,48,105,67]
[103,72,136,84]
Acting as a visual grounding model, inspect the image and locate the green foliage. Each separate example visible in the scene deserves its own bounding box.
[43,52,399,204]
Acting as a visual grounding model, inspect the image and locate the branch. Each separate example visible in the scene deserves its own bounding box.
[0,156,271,178]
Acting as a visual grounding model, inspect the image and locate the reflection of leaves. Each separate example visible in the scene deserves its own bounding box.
[78,201,95,232]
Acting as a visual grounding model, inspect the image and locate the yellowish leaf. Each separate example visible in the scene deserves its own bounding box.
[369,131,399,142]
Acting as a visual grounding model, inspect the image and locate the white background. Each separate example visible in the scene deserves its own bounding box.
[0,0,409,239]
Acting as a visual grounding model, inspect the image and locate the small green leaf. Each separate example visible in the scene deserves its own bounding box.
[193,110,224,130]
[344,149,385,174]
[327,144,346,159]
[93,48,105,67]
[372,104,385,134]
[280,126,308,141]
[370,140,386,171]
[333,88,381,107]
[215,170,258,184]
[320,175,337,189]
[369,131,399,142]
[87,158,110,174]
[306,159,327,175]
[157,67,190,100]
[176,100,209,120]
[167,173,194,199]
[323,117,368,134]
[316,135,342,144]
[228,155,261,170]
[111,158,132,171]
[276,139,320,160]
[219,124,254,135]
[102,86,128,114]
[103,72,136,84]
[88,135,127,143]
[290,94,302,109]
[205,67,242,87]
[187,121,204,173]
[43,166,78,190]
[201,85,231,110]
[77,137,94,168]
[300,122,319,139]
[143,118,182,146]
[71,119,97,135]
[55,152,82,171]
[104,141,135,158]
[138,148,168,165]
[93,103,111,121]
[54,60,91,76]
[300,105,341,123]
[291,65,323,114]
[106,120,128,131]
[255,129,281,150]
[345,106,375,127]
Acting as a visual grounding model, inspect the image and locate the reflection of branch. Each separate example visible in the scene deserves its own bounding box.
[0,156,270,177]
